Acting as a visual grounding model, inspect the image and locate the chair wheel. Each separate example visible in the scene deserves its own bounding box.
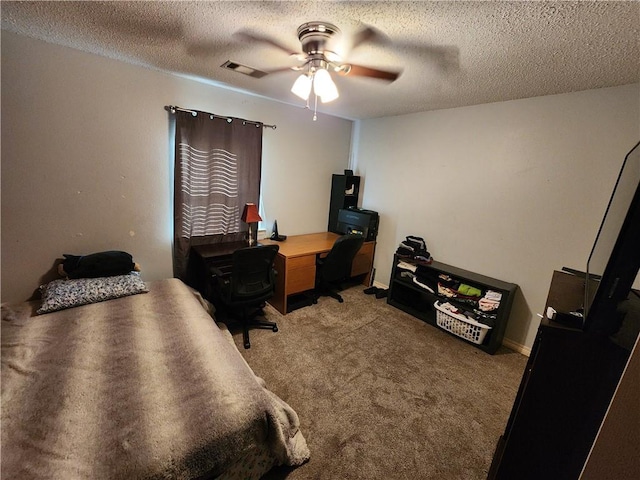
[244,341,251,349]
[273,326,278,332]
[338,298,344,303]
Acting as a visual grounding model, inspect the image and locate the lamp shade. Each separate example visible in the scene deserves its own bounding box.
[313,68,339,103]
[291,73,312,100]
[241,203,262,223]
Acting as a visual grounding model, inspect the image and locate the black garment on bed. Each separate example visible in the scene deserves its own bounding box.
[62,251,135,279]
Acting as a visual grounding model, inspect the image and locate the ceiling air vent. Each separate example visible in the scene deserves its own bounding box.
[221,60,268,78]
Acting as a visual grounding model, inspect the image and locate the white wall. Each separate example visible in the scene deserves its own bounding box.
[353,84,639,350]
[1,31,353,303]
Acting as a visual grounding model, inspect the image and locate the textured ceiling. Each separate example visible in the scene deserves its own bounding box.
[2,1,639,120]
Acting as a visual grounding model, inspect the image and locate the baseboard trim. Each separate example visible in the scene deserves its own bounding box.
[501,337,531,357]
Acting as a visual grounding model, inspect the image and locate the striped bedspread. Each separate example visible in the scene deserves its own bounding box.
[1,278,309,479]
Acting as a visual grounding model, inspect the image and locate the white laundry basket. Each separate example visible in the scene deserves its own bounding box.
[434,301,492,345]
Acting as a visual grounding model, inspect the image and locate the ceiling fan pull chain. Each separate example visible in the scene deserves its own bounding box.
[313,94,318,121]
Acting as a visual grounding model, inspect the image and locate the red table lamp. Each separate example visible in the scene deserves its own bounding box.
[241,203,262,246]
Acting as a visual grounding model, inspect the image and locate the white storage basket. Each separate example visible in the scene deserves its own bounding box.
[434,301,492,345]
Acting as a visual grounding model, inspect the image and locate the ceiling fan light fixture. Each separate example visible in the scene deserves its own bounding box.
[313,68,339,103]
[291,73,312,100]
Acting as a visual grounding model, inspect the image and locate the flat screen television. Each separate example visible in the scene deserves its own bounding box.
[584,140,640,348]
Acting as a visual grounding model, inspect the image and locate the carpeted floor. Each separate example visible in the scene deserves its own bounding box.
[227,285,528,480]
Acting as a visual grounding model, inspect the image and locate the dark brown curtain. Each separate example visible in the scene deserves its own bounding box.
[173,110,262,280]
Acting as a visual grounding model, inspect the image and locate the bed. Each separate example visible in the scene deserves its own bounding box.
[1,278,309,479]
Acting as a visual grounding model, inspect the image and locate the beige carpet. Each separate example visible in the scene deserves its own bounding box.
[228,285,528,480]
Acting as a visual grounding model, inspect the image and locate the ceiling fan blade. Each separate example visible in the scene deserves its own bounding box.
[430,45,460,74]
[349,24,460,77]
[234,30,301,56]
[338,64,401,82]
[351,25,390,50]
[395,41,460,74]
[186,40,237,57]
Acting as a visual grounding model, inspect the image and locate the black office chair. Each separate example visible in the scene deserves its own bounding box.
[212,244,280,349]
[313,234,365,303]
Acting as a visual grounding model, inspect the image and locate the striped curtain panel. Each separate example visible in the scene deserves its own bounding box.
[173,110,262,280]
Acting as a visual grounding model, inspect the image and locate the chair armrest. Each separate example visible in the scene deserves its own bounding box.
[209,266,231,289]
[209,266,225,278]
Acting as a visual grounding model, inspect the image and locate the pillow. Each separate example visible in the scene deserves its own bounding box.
[38,273,147,314]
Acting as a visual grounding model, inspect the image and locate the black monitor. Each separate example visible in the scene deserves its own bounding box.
[584,141,640,347]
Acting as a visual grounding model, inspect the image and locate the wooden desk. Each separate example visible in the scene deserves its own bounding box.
[262,232,375,314]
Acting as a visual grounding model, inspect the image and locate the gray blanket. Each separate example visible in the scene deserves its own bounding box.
[1,278,309,479]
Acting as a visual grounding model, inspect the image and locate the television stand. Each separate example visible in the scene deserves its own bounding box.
[488,270,631,479]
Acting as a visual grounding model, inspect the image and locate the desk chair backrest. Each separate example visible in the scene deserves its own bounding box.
[227,244,280,305]
[318,234,365,283]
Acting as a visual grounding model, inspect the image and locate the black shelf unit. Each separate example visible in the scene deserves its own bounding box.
[387,255,518,354]
[328,174,360,233]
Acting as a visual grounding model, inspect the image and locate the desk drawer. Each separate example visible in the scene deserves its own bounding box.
[287,255,316,294]
[352,242,375,276]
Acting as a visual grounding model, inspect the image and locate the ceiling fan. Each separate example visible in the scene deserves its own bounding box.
[230,21,458,119]
[235,21,402,84]
[231,21,403,119]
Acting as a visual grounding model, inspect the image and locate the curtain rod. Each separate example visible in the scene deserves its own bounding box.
[165,105,276,130]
